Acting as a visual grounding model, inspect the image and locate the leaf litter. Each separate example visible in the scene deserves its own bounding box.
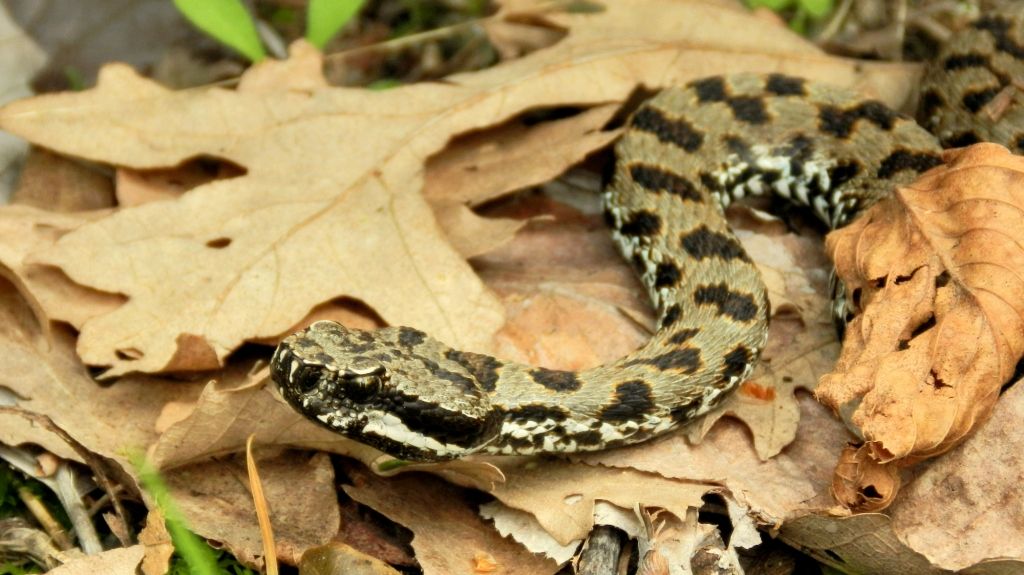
[0,0,1021,573]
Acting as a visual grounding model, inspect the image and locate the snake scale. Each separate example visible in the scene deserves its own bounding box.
[271,9,1024,461]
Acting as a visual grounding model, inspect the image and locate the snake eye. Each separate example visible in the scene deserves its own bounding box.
[292,364,322,393]
[343,357,386,402]
[345,374,381,402]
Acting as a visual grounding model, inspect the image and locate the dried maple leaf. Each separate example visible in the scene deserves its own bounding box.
[818,143,1024,507]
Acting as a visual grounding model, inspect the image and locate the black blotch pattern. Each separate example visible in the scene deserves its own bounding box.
[818,101,898,138]
[383,391,498,449]
[727,96,769,124]
[944,53,990,70]
[917,89,945,125]
[975,15,1024,58]
[626,348,702,373]
[669,397,702,422]
[681,226,750,261]
[877,150,942,179]
[654,262,681,289]
[397,327,427,348]
[962,87,1001,113]
[630,164,701,201]
[828,162,862,191]
[721,345,751,379]
[631,253,648,275]
[598,380,656,423]
[619,210,662,237]
[667,328,700,345]
[693,283,759,322]
[947,131,982,148]
[505,404,570,423]
[700,172,723,194]
[444,349,503,392]
[661,304,682,327]
[689,76,728,102]
[631,106,705,152]
[530,368,581,392]
[765,74,806,96]
[602,208,616,229]
[573,430,604,445]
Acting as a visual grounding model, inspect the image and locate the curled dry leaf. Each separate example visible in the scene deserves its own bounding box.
[830,444,899,512]
[819,143,1024,505]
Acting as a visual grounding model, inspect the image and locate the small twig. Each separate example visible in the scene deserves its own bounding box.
[816,0,855,44]
[17,486,73,551]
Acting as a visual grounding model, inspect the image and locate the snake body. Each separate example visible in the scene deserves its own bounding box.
[271,10,1024,462]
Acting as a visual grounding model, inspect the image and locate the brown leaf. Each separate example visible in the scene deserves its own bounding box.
[165,451,339,567]
[47,546,144,575]
[343,464,558,575]
[11,148,114,211]
[299,542,402,575]
[830,445,899,512]
[0,0,923,376]
[819,144,1024,486]
[887,378,1024,570]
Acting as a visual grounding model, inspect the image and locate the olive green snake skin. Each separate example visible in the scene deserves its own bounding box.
[271,9,1024,461]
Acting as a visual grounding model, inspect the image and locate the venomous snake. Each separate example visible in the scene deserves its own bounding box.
[271,9,1024,461]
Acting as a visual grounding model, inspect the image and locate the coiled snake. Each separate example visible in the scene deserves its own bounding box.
[270,10,1024,461]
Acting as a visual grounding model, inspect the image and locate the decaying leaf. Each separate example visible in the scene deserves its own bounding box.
[819,144,1024,507]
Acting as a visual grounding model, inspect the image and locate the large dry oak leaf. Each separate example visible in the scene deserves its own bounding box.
[819,143,1024,506]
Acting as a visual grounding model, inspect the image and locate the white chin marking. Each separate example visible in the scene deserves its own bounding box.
[361,412,462,457]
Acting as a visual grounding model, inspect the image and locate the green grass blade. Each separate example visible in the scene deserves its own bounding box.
[132,454,219,575]
[173,0,267,62]
[306,0,368,49]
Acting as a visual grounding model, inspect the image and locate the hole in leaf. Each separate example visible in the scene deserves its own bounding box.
[935,270,951,288]
[929,369,950,389]
[910,315,936,339]
[872,275,887,288]
[206,237,232,249]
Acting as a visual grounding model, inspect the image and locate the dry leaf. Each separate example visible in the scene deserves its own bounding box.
[486,459,710,546]
[46,545,144,575]
[343,464,558,575]
[300,542,403,575]
[11,148,114,210]
[830,444,900,512]
[0,276,202,465]
[819,144,1024,501]
[164,451,338,566]
[138,508,174,575]
[0,0,924,376]
[887,379,1024,571]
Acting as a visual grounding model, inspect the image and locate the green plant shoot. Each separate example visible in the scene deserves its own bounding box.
[306,0,368,49]
[173,0,267,62]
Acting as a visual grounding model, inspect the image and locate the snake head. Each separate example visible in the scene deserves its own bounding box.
[271,320,499,461]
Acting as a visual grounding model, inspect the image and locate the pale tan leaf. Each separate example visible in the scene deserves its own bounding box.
[47,545,144,575]
[819,144,1024,500]
[138,509,174,575]
[486,459,710,546]
[0,0,925,376]
[343,464,558,575]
